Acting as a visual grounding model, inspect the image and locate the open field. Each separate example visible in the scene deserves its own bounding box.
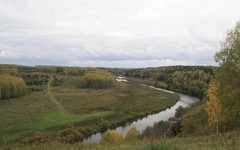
[0,78,178,144]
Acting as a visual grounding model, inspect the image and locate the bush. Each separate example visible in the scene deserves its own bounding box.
[142,121,170,139]
[58,125,83,144]
[175,106,188,118]
[181,116,194,133]
[51,76,63,86]
[21,131,50,145]
[21,73,50,86]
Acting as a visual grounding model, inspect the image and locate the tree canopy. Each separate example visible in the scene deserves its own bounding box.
[214,21,240,126]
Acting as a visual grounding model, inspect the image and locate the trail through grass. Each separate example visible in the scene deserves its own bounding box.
[47,77,67,114]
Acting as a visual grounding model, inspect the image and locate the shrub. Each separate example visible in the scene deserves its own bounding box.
[175,106,188,118]
[181,116,194,133]
[51,76,63,86]
[142,121,169,139]
[58,125,83,144]
[21,131,50,145]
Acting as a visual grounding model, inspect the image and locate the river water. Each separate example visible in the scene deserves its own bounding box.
[83,78,200,144]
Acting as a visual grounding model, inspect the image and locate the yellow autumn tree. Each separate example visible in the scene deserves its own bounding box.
[100,129,123,144]
[205,81,224,134]
[125,125,139,142]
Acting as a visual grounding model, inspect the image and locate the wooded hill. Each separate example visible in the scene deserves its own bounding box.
[125,66,214,99]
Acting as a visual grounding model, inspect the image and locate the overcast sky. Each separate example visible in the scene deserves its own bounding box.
[0,0,239,68]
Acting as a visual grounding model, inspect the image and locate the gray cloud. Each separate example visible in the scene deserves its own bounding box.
[0,0,239,67]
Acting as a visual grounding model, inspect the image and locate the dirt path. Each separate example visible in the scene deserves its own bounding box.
[47,77,67,113]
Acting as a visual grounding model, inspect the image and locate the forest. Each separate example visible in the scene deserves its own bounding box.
[125,65,214,99]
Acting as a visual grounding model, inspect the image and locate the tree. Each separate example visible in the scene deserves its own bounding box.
[125,125,139,142]
[100,129,123,144]
[0,74,27,100]
[175,106,188,118]
[180,116,194,134]
[206,82,224,134]
[214,21,240,126]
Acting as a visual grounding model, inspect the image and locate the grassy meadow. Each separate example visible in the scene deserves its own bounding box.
[0,75,179,144]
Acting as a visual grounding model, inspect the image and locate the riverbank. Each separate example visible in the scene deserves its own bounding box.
[84,83,199,143]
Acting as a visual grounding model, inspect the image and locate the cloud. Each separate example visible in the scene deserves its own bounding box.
[0,0,239,67]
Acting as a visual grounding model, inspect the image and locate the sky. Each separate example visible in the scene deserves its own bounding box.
[0,0,239,68]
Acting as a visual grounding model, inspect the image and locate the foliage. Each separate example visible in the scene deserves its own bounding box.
[21,131,50,145]
[125,125,140,142]
[142,121,169,139]
[206,81,224,134]
[100,129,124,144]
[3,130,240,150]
[56,67,68,75]
[51,76,63,86]
[0,67,20,76]
[100,126,139,144]
[67,67,85,76]
[0,74,27,100]
[181,116,194,134]
[58,125,83,144]
[214,21,240,126]
[41,66,67,75]
[125,66,213,99]
[21,73,50,86]
[75,70,116,89]
[175,106,188,118]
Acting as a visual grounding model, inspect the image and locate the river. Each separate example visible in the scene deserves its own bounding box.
[83,77,200,144]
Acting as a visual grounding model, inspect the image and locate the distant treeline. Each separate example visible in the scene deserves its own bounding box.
[125,66,214,99]
[38,66,116,89]
[39,66,97,76]
[0,68,27,100]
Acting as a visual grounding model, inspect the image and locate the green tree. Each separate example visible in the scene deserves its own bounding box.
[214,21,240,126]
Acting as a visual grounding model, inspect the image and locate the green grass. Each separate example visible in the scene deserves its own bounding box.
[3,129,240,150]
[51,81,178,115]
[0,79,179,144]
